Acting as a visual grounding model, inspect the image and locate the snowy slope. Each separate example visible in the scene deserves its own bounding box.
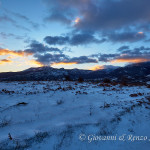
[0,81,150,149]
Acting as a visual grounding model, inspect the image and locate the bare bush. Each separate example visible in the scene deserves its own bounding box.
[56,100,64,105]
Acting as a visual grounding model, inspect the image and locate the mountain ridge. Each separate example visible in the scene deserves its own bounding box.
[0,62,150,83]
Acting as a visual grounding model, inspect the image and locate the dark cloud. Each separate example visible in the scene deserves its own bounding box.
[44,36,69,45]
[43,0,80,24]
[28,39,99,65]
[98,54,120,62]
[43,0,150,43]
[117,46,130,51]
[34,53,98,65]
[68,56,98,64]
[117,46,150,52]
[25,41,62,54]
[76,0,150,32]
[106,32,146,43]
[43,0,150,31]
[133,46,150,51]
[70,34,104,45]
[44,33,105,46]
[34,53,68,65]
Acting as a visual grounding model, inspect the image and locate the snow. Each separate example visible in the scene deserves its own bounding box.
[0,81,150,149]
[147,81,150,85]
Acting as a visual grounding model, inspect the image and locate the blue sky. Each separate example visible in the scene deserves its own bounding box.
[0,0,150,72]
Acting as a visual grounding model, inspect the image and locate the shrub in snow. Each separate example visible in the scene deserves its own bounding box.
[0,116,11,128]
[56,100,64,105]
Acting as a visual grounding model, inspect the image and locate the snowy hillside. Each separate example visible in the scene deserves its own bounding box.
[0,81,150,149]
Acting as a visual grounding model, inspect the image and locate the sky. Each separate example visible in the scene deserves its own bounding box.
[0,0,150,72]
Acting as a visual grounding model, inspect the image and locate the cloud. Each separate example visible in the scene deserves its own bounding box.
[43,0,150,30]
[34,53,98,66]
[3,8,40,29]
[43,0,79,24]
[15,40,98,66]
[0,15,30,31]
[43,0,150,43]
[0,14,16,24]
[76,0,150,32]
[133,46,150,51]
[117,46,130,51]
[51,62,77,66]
[44,33,105,46]
[25,41,62,54]
[13,13,39,29]
[92,46,150,64]
[70,34,104,45]
[93,54,120,62]
[0,59,12,65]
[34,53,69,65]
[44,36,69,45]
[0,32,26,40]
[111,58,150,64]
[106,31,146,43]
[67,56,98,64]
[0,48,32,57]
[45,12,72,24]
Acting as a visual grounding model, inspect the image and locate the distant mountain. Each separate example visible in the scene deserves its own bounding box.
[0,66,92,81]
[0,62,150,83]
[106,61,150,83]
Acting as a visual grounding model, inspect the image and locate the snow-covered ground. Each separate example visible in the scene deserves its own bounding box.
[0,81,150,150]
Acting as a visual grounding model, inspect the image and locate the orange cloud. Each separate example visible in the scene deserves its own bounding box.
[111,58,150,64]
[90,65,105,71]
[52,62,78,66]
[0,59,12,65]
[0,48,32,57]
[29,60,44,67]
